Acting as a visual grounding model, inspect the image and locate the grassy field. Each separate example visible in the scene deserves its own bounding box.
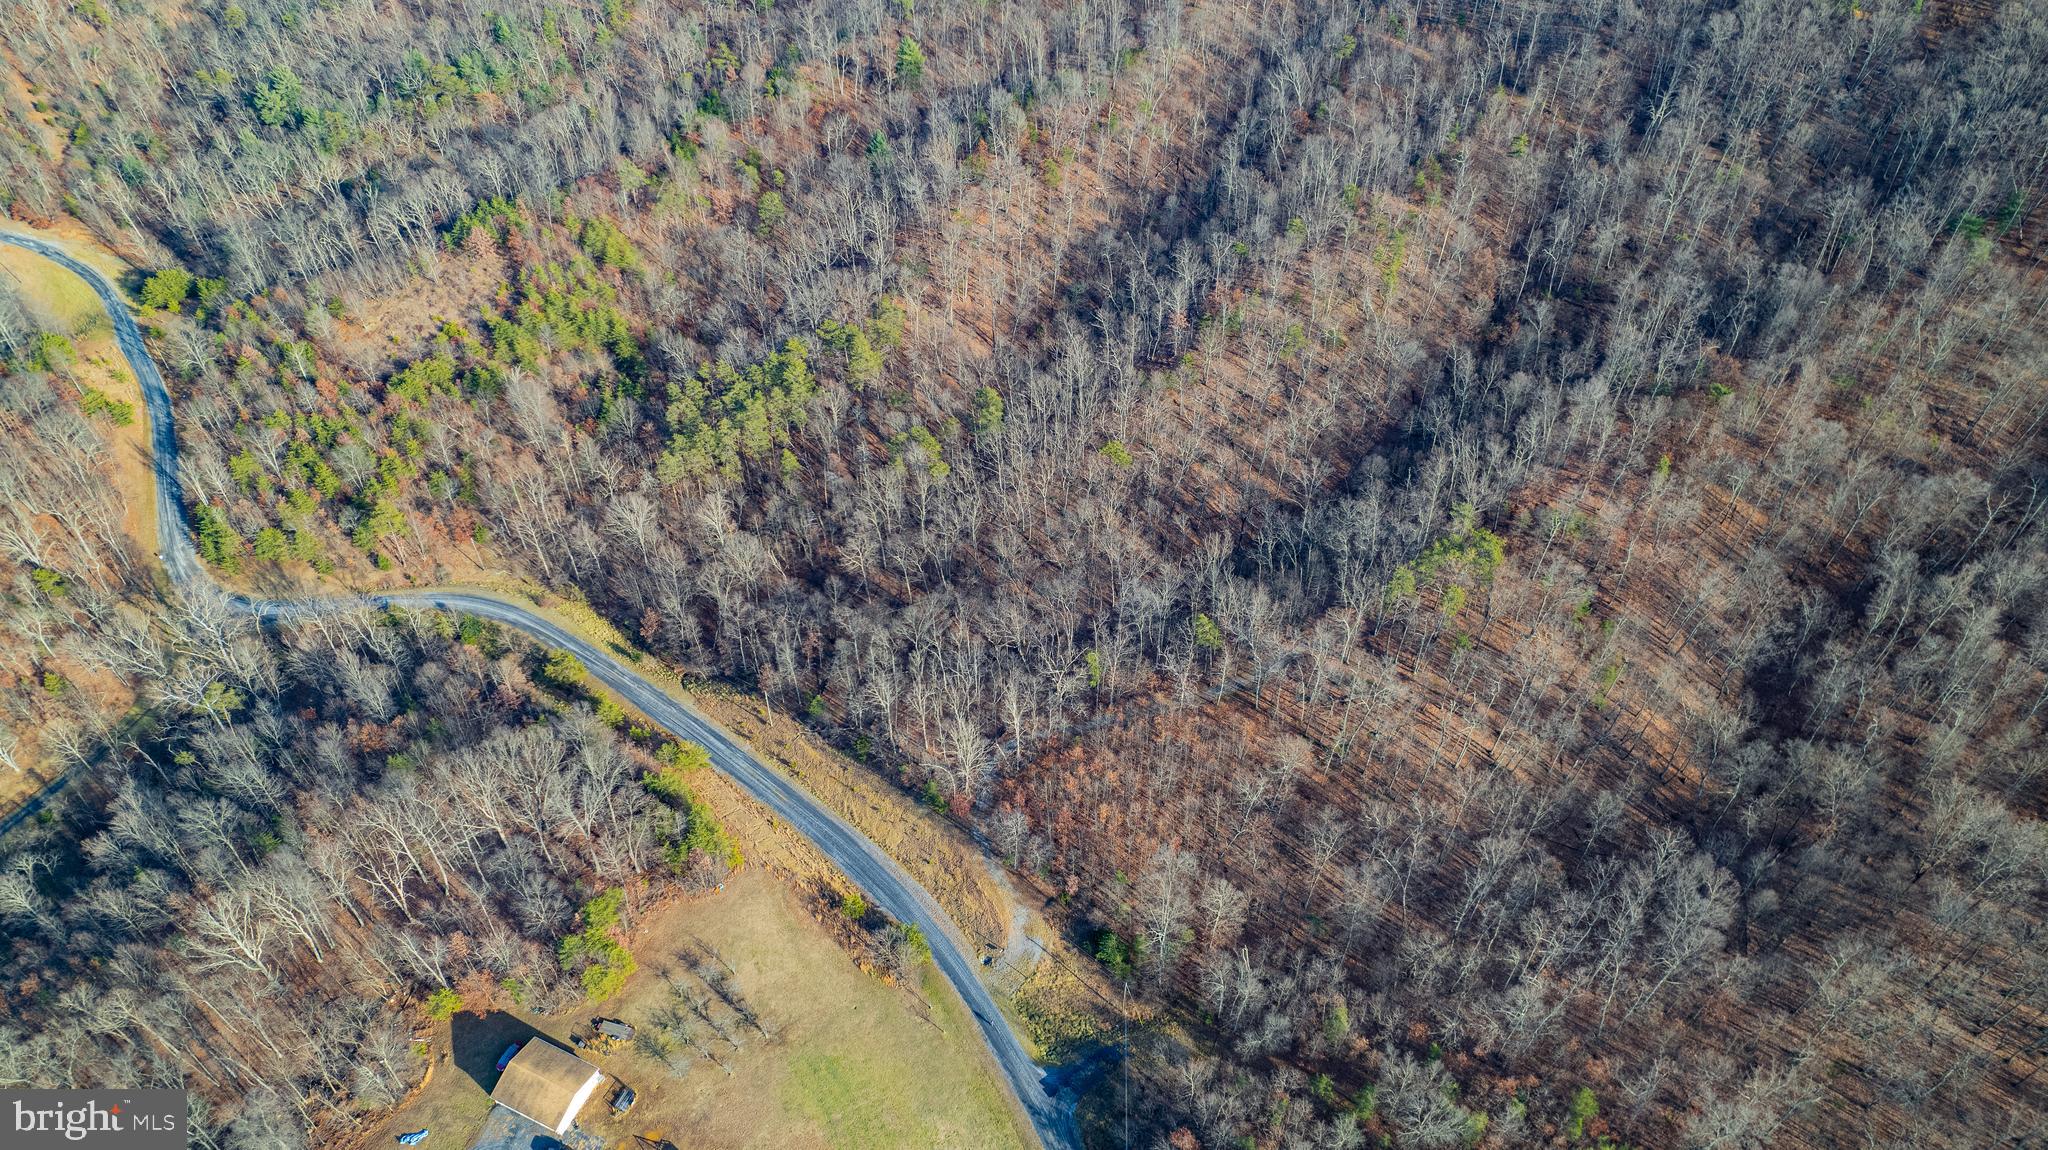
[0,218,133,300]
[616,874,1030,1150]
[0,241,111,334]
[354,869,1032,1150]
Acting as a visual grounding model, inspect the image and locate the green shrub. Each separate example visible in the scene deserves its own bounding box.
[227,451,265,492]
[251,527,289,561]
[350,498,407,551]
[896,922,930,964]
[817,319,881,384]
[902,423,948,477]
[30,332,75,372]
[386,354,458,405]
[79,386,135,425]
[894,36,925,86]
[755,190,787,234]
[456,615,505,653]
[657,339,817,485]
[1377,228,1408,298]
[1567,1087,1599,1141]
[972,386,1005,437]
[536,650,585,683]
[660,789,741,872]
[558,889,637,1003]
[286,442,342,498]
[576,215,641,271]
[870,298,907,347]
[250,67,305,128]
[425,988,463,1020]
[192,503,244,572]
[581,961,631,1001]
[540,648,587,691]
[140,268,194,311]
[646,753,743,872]
[654,739,714,774]
[1440,584,1467,620]
[1095,930,1133,979]
[446,196,523,247]
[490,261,638,367]
[1323,999,1349,1042]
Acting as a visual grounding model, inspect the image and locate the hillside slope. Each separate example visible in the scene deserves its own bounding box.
[3,0,2046,1147]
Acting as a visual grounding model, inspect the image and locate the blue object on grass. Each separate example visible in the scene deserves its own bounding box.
[396,1130,428,1146]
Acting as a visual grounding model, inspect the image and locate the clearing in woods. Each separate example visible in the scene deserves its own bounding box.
[359,868,1032,1150]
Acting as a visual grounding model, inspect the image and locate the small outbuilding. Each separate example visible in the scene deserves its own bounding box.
[596,1019,635,1042]
[489,1038,604,1136]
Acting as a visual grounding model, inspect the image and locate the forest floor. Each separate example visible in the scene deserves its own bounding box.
[355,868,1033,1150]
[0,57,67,162]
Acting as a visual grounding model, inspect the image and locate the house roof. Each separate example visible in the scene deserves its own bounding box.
[490,1038,604,1135]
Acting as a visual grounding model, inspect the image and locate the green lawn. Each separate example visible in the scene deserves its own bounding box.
[0,244,112,336]
[779,964,1023,1150]
[365,869,1031,1150]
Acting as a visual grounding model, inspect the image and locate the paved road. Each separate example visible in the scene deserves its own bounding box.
[0,229,1080,1150]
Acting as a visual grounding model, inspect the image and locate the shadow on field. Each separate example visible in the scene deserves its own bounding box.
[450,1011,551,1093]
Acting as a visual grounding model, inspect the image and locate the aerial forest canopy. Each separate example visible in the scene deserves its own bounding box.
[1,0,2046,1147]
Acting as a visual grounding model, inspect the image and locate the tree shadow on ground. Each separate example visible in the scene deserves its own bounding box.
[450,1011,550,1094]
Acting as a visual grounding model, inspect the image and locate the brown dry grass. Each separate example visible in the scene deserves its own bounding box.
[335,244,513,368]
[682,685,1015,951]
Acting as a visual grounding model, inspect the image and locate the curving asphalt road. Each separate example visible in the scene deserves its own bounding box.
[0,229,1079,1150]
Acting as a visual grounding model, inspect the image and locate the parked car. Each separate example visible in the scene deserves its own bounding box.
[494,1042,522,1072]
